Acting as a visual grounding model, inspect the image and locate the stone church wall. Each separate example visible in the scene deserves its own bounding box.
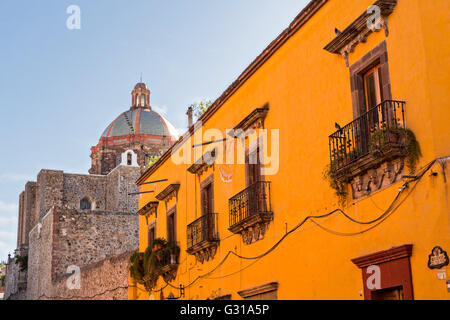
[46,250,134,300]
[62,173,107,211]
[27,207,54,300]
[26,206,138,299]
[9,161,141,300]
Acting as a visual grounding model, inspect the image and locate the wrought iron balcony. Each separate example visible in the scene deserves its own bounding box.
[329,100,406,175]
[229,181,272,234]
[186,213,219,257]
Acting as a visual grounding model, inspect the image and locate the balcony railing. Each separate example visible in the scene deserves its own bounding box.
[329,100,406,172]
[187,213,219,252]
[229,181,272,229]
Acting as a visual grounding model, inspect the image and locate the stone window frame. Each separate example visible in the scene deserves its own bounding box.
[200,174,214,216]
[349,40,392,120]
[148,221,156,248]
[80,197,94,210]
[166,205,177,244]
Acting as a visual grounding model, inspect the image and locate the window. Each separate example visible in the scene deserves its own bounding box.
[349,41,392,118]
[167,208,176,244]
[200,175,215,242]
[246,146,261,187]
[80,197,91,210]
[372,286,404,300]
[140,94,146,107]
[201,177,214,216]
[148,224,156,247]
[364,65,383,111]
[127,152,132,165]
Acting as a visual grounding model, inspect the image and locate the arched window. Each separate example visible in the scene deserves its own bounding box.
[80,197,91,210]
[140,94,146,107]
[127,152,132,165]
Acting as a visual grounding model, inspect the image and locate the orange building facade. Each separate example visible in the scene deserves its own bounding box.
[129,0,450,300]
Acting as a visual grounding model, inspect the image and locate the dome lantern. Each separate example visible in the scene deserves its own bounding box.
[131,82,151,109]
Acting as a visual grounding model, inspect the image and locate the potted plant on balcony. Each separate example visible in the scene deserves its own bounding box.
[369,127,422,172]
[152,238,167,253]
[166,243,181,265]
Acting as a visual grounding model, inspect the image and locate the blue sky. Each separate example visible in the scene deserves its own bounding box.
[0,0,309,260]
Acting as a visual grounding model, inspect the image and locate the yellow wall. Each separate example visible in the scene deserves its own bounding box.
[130,0,450,300]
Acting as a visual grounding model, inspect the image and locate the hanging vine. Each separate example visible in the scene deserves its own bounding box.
[129,238,180,291]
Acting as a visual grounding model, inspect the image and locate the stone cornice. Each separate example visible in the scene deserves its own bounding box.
[324,0,397,66]
[137,201,159,217]
[351,244,413,269]
[187,149,217,175]
[232,104,269,136]
[155,184,180,202]
[238,282,279,299]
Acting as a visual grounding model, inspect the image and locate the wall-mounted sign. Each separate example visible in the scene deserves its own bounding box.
[428,246,449,270]
[437,270,446,280]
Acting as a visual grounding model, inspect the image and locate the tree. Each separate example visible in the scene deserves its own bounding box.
[190,100,213,121]
[147,155,161,167]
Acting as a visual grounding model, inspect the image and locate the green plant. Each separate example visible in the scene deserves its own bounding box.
[129,252,144,282]
[134,238,181,290]
[166,242,181,257]
[369,127,422,173]
[190,100,213,120]
[147,155,161,167]
[323,164,348,206]
[14,255,28,272]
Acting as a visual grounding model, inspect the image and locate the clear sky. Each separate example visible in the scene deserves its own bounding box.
[0,0,310,260]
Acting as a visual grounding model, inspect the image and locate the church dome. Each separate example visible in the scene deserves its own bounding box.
[89,82,179,175]
[101,108,178,138]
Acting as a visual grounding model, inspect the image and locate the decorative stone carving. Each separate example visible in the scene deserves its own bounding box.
[155,184,180,203]
[241,221,269,245]
[324,0,397,67]
[350,157,404,200]
[231,104,269,137]
[194,245,218,264]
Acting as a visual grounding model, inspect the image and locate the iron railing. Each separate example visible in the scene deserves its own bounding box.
[329,100,406,171]
[187,213,219,250]
[229,181,272,228]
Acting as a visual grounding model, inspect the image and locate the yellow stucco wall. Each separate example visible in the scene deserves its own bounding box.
[130,0,450,300]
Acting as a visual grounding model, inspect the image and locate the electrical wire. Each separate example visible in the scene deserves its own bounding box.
[36,157,443,299]
[162,157,441,291]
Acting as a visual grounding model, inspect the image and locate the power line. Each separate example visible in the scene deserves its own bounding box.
[163,157,441,290]
[37,157,444,299]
